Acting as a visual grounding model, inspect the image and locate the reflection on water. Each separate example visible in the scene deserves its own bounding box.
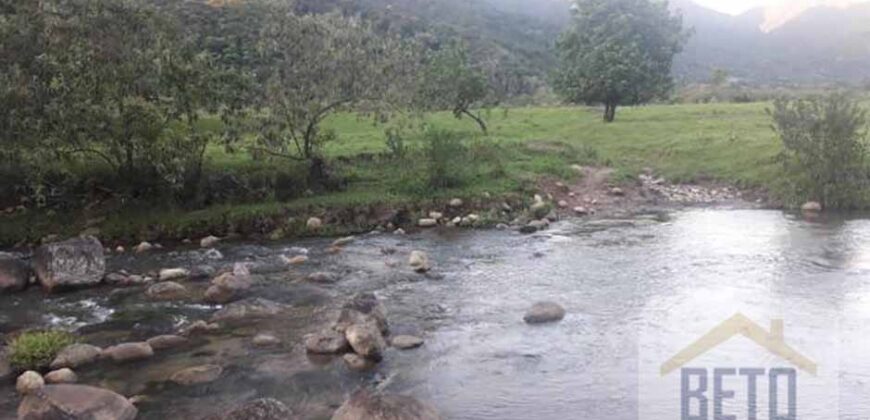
[4,209,870,419]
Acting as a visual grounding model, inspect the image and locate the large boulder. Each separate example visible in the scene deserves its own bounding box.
[210,298,286,323]
[17,371,44,395]
[0,256,31,293]
[345,323,386,361]
[205,272,253,304]
[331,390,442,420]
[146,281,189,301]
[102,342,153,363]
[408,251,431,273]
[50,344,102,370]
[523,301,566,324]
[33,236,105,292]
[204,398,294,420]
[18,384,137,420]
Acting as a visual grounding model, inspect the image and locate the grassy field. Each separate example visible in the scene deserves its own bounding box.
[1,102,786,245]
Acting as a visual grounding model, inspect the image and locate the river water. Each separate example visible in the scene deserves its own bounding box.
[3,208,870,419]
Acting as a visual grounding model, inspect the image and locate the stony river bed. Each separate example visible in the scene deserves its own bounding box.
[4,208,870,419]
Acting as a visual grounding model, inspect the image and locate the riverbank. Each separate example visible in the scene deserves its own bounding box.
[0,103,782,248]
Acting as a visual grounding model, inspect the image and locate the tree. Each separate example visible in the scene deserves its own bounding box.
[770,93,869,209]
[231,7,418,185]
[417,41,491,134]
[710,68,730,87]
[554,0,688,122]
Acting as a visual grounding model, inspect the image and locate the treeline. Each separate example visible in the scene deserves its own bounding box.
[0,0,499,210]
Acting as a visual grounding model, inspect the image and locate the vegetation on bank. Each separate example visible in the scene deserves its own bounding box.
[7,331,76,371]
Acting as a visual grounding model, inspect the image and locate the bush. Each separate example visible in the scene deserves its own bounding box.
[424,129,469,189]
[8,330,76,371]
[769,93,870,208]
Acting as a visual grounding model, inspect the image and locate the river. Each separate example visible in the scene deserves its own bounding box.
[3,208,870,419]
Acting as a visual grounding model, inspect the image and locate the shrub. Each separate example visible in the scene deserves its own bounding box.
[769,93,870,208]
[424,129,469,189]
[8,330,76,371]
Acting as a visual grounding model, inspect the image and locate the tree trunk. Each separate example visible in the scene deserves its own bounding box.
[603,103,617,123]
[461,109,488,134]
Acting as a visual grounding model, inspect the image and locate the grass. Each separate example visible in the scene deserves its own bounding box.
[8,330,76,371]
[0,102,786,245]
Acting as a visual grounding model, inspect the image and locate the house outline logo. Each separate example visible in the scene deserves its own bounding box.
[660,313,818,376]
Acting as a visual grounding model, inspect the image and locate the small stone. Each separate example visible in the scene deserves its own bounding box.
[332,236,356,247]
[306,217,323,230]
[523,301,566,324]
[345,323,386,361]
[451,217,462,225]
[170,365,223,386]
[394,228,406,235]
[134,242,154,253]
[102,342,154,362]
[418,218,438,228]
[801,201,822,213]
[409,250,431,273]
[326,246,342,255]
[253,333,281,347]
[179,320,220,336]
[158,268,189,282]
[115,246,125,253]
[51,344,103,369]
[571,164,584,174]
[573,207,589,215]
[146,281,189,301]
[449,198,464,208]
[146,335,189,351]
[306,272,339,284]
[342,353,374,371]
[391,335,424,350]
[44,368,77,384]
[610,187,625,196]
[428,211,443,220]
[558,200,568,208]
[555,182,569,192]
[496,223,509,230]
[283,255,308,265]
[305,330,349,354]
[16,371,44,395]
[200,235,221,248]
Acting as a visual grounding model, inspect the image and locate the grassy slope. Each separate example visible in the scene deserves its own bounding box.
[2,103,783,245]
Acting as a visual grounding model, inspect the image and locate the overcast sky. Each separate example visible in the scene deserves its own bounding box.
[692,0,867,15]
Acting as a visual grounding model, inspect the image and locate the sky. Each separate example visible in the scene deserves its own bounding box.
[692,0,865,15]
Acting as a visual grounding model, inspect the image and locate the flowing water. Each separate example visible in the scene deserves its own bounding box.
[3,208,870,419]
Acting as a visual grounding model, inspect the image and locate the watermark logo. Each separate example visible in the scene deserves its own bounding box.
[639,313,838,420]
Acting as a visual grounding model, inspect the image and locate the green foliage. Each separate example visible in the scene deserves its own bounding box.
[417,41,491,133]
[770,94,870,208]
[385,128,407,159]
[554,0,688,122]
[8,331,76,371]
[424,129,470,189]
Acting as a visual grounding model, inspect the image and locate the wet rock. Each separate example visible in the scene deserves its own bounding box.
[530,201,550,219]
[307,217,323,230]
[179,320,220,336]
[394,228,406,235]
[519,224,538,234]
[102,342,153,362]
[146,335,189,351]
[306,271,339,284]
[391,335,424,350]
[206,398,294,420]
[17,371,44,395]
[283,255,308,266]
[342,353,374,371]
[205,272,253,304]
[115,246,125,253]
[345,323,386,361]
[409,251,431,273]
[610,187,625,196]
[33,236,105,292]
[0,256,30,293]
[332,236,356,247]
[51,344,102,369]
[335,293,389,333]
[253,333,281,347]
[210,298,286,323]
[449,198,464,208]
[460,214,479,227]
[44,368,77,384]
[146,281,189,301]
[305,330,349,354]
[496,223,509,230]
[134,241,154,253]
[428,211,443,220]
[158,268,190,282]
[801,201,822,213]
[190,264,218,279]
[18,384,137,420]
[170,364,222,386]
[523,301,566,324]
[573,206,589,216]
[418,218,438,228]
[200,235,221,248]
[332,390,443,420]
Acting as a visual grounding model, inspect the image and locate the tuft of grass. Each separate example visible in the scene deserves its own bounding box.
[8,330,76,371]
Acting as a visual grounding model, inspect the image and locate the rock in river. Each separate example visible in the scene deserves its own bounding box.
[345,323,386,361]
[0,255,30,293]
[158,268,190,282]
[523,301,566,324]
[205,271,253,304]
[200,235,221,248]
[18,384,137,420]
[306,271,340,284]
[391,335,424,350]
[335,292,389,334]
[44,368,77,384]
[102,342,154,362]
[170,364,223,386]
[305,330,349,354]
[146,281,189,301]
[204,398,294,420]
[16,371,44,395]
[409,251,431,273]
[210,298,286,323]
[51,344,102,370]
[146,335,189,351]
[33,236,105,292]
[802,201,822,213]
[332,390,443,420]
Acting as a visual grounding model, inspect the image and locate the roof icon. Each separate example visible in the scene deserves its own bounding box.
[660,313,817,376]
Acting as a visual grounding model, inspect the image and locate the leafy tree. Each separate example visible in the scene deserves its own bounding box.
[710,68,730,87]
[417,41,491,134]
[770,93,870,209]
[231,7,418,184]
[554,0,688,122]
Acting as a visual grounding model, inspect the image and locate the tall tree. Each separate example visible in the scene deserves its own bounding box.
[554,0,688,122]
[417,41,491,134]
